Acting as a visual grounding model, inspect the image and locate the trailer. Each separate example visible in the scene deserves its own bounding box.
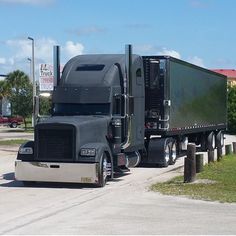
[15,45,227,187]
[142,56,227,166]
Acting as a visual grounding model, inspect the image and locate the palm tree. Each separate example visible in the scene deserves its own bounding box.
[5,70,33,129]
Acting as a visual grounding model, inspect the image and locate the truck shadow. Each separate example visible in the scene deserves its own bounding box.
[0,172,129,189]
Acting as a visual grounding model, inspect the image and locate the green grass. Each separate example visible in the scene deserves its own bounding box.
[151,155,236,203]
[0,139,29,146]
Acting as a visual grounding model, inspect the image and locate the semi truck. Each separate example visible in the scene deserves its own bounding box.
[15,45,227,187]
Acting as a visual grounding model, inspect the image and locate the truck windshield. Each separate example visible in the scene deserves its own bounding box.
[52,103,110,116]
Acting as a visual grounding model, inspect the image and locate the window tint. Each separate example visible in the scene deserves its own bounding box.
[76,64,105,71]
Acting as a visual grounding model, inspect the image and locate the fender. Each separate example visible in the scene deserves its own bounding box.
[79,142,112,162]
[79,142,113,179]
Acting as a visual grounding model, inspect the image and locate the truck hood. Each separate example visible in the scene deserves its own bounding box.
[37,115,111,146]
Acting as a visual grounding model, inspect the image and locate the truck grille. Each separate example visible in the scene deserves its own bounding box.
[36,125,75,161]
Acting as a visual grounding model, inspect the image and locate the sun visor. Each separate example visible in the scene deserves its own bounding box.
[52,87,111,104]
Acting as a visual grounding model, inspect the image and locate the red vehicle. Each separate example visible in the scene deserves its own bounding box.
[0,116,23,128]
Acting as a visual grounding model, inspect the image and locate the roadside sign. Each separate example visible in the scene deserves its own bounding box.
[39,64,64,91]
[39,64,54,91]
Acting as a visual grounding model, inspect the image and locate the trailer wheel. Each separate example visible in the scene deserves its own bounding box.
[169,141,177,165]
[207,132,216,151]
[216,131,224,148]
[97,153,109,187]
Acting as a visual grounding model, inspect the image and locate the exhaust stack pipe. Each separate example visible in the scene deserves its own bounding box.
[122,44,133,150]
[53,45,60,87]
[125,44,132,98]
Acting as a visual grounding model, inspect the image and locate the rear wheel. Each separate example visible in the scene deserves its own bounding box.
[169,141,177,165]
[163,143,170,167]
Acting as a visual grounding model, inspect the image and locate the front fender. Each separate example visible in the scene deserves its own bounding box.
[79,142,112,163]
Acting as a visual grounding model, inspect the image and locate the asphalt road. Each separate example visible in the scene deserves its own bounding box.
[0,127,33,141]
[0,135,236,234]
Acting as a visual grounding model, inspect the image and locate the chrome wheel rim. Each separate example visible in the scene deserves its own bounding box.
[212,134,216,149]
[102,156,108,180]
[171,143,177,161]
[164,145,170,163]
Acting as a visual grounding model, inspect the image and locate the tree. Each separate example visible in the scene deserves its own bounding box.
[5,70,33,129]
[0,80,9,99]
[39,96,52,115]
[227,85,236,133]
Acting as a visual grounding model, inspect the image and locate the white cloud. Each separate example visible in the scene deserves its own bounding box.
[157,48,181,59]
[1,38,85,75]
[63,41,84,60]
[6,38,56,63]
[0,0,54,6]
[189,56,205,67]
[0,57,6,64]
[134,44,181,59]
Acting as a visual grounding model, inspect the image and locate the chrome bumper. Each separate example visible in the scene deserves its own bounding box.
[15,160,98,184]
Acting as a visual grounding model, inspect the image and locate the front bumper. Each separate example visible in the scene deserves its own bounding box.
[15,160,98,184]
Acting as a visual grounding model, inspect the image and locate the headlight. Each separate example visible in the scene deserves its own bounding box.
[19,147,33,155]
[80,148,96,157]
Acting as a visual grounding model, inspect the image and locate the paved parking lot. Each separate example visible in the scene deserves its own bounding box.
[0,135,236,234]
[0,127,33,141]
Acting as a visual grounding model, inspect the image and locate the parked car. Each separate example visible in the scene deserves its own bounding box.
[0,115,23,128]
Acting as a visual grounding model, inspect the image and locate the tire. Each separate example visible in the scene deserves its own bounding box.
[200,134,207,151]
[11,122,17,128]
[169,141,177,165]
[207,132,216,151]
[162,138,173,167]
[216,131,224,148]
[97,153,109,187]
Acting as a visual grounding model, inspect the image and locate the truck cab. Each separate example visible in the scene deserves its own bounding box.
[15,49,145,187]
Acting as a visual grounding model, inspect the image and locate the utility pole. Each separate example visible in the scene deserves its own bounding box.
[28,37,36,127]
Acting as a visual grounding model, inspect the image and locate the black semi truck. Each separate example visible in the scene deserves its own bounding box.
[15,45,227,187]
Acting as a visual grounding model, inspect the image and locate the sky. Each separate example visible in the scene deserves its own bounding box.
[0,0,236,77]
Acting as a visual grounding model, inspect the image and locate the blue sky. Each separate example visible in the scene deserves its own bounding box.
[0,0,236,76]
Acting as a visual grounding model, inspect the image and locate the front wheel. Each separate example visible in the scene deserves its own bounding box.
[97,153,110,187]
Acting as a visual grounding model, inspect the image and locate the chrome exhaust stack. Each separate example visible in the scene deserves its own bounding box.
[122,44,133,150]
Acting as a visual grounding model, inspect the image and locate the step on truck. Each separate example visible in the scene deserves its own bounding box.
[15,45,227,187]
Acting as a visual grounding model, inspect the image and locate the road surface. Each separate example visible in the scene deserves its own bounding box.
[0,135,236,234]
[0,127,33,141]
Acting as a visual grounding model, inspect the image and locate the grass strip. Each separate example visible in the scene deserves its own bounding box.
[150,155,236,203]
[0,139,29,146]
